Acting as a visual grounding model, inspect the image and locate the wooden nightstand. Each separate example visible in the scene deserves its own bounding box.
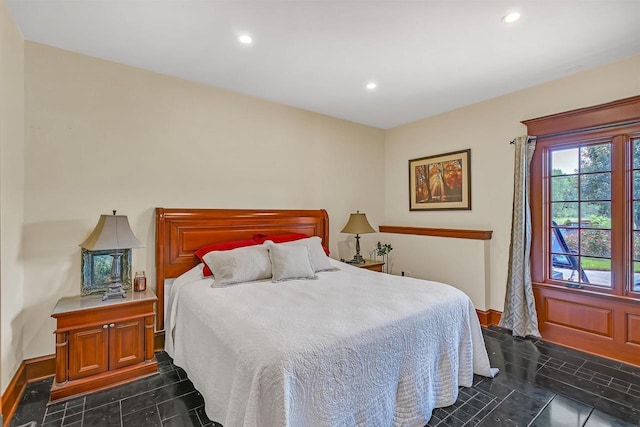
[50,289,158,403]
[354,259,385,272]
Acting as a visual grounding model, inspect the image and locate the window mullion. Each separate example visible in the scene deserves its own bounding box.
[611,135,628,295]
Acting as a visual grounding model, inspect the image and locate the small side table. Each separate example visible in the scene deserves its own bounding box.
[354,259,385,272]
[50,289,158,403]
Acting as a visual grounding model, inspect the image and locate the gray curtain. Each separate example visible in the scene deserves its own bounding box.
[499,135,541,338]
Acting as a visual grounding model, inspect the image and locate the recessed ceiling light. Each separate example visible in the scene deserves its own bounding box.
[238,34,253,44]
[502,12,521,23]
[366,82,377,90]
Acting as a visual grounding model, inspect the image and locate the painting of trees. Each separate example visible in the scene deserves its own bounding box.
[409,149,470,210]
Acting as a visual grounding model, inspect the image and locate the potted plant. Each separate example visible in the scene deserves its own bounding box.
[376,242,393,273]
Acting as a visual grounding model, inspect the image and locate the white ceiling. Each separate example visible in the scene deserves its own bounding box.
[6,1,640,129]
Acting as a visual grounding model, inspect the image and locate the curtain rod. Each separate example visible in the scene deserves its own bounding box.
[509,137,535,144]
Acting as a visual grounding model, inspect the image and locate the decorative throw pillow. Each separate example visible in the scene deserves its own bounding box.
[267,242,317,282]
[279,236,337,272]
[203,244,271,287]
[195,238,260,277]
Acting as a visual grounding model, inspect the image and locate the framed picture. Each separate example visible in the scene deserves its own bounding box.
[409,149,471,211]
[81,249,132,296]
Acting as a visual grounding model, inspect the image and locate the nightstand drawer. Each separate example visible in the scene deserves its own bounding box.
[355,259,385,272]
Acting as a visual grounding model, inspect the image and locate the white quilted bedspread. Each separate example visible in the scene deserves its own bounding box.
[166,260,497,427]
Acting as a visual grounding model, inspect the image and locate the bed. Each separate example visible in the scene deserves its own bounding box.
[156,208,497,427]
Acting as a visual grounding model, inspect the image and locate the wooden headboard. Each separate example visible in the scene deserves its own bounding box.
[155,208,329,330]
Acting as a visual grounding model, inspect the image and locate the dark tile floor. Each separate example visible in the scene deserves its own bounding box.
[9,327,640,426]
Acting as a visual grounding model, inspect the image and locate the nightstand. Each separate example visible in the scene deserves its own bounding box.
[50,289,158,403]
[354,259,385,272]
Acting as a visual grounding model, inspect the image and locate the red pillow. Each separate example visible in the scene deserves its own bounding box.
[254,233,330,255]
[254,233,308,244]
[195,238,259,276]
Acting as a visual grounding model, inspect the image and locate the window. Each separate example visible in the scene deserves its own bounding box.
[525,96,640,365]
[528,96,640,298]
[632,138,640,292]
[549,143,612,289]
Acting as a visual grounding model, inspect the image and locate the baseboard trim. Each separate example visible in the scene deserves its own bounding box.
[154,331,165,353]
[1,354,55,427]
[476,309,502,327]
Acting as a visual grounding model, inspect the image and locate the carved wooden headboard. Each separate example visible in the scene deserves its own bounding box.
[155,208,329,330]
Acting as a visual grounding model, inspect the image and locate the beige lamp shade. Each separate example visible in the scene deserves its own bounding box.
[80,213,143,250]
[341,211,376,235]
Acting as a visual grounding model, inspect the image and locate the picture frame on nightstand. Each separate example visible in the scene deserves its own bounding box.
[81,248,132,296]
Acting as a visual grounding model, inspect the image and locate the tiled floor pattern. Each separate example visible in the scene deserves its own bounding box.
[9,327,640,426]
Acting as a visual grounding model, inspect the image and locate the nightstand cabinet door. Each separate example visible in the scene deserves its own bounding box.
[68,325,109,381]
[109,319,145,370]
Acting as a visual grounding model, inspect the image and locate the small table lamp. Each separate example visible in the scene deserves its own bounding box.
[341,211,376,264]
[80,211,143,300]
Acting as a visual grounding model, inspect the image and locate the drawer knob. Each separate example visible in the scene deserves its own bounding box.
[109,323,115,328]
[103,325,108,329]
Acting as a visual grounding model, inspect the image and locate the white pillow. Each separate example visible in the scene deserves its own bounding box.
[279,236,337,272]
[203,244,271,287]
[267,242,317,282]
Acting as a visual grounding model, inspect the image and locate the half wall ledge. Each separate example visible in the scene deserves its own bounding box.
[379,226,493,240]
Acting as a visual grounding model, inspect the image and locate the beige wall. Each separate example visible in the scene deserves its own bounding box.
[0,0,25,391]
[384,53,640,311]
[23,42,386,359]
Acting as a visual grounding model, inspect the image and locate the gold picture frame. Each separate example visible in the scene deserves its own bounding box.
[409,149,471,211]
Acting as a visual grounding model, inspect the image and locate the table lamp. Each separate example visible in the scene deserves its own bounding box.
[80,211,143,300]
[341,211,376,264]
